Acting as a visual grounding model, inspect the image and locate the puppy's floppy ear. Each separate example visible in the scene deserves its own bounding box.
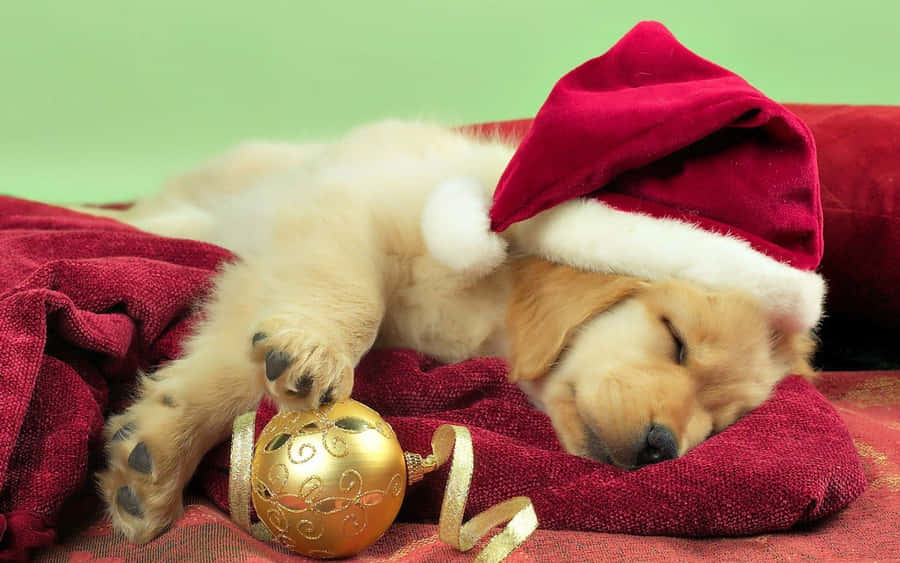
[505,257,645,382]
[771,327,818,380]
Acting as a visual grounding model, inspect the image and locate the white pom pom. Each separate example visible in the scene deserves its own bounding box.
[422,177,508,277]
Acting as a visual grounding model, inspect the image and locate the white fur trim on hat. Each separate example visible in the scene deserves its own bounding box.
[422,177,508,278]
[508,198,826,333]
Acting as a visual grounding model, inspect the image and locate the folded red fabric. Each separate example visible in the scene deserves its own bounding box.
[0,198,232,561]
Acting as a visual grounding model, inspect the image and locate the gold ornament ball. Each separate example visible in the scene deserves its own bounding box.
[250,400,408,559]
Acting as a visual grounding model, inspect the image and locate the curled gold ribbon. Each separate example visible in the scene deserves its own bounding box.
[229,413,537,561]
[229,410,272,541]
[430,424,538,563]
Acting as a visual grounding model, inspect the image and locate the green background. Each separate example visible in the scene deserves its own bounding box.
[2,1,898,204]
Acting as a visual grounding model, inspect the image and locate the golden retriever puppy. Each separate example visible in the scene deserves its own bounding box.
[79,121,815,542]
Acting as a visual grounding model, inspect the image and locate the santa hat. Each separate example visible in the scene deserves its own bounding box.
[424,21,825,333]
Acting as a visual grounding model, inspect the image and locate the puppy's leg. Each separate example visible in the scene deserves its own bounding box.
[96,274,266,542]
[98,226,387,541]
[245,226,387,411]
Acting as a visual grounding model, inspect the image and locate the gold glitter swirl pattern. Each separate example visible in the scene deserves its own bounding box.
[244,401,409,558]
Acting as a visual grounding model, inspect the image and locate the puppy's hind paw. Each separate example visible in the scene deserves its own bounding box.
[250,327,354,411]
[98,414,184,543]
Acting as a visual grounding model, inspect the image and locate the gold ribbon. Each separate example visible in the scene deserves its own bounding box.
[429,424,539,563]
[229,412,537,561]
[229,411,273,541]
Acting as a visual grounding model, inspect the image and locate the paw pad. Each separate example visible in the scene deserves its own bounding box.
[116,486,144,518]
[127,442,153,474]
[319,385,336,405]
[287,374,314,397]
[112,422,136,442]
[265,350,292,381]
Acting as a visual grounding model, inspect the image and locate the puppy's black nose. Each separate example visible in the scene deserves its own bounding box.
[635,424,678,467]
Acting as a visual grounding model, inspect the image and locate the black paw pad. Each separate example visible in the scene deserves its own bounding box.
[265,350,292,381]
[112,422,136,441]
[252,332,267,346]
[116,486,144,518]
[128,442,152,474]
[319,385,335,406]
[287,374,314,398]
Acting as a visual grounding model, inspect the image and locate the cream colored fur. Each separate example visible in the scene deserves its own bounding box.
[80,121,815,543]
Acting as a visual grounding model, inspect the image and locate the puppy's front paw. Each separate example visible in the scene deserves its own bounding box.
[251,324,354,411]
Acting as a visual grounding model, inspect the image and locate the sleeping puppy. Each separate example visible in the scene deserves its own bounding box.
[81,121,815,542]
[506,259,815,467]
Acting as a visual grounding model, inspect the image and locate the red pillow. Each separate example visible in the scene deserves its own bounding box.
[787,104,900,328]
[199,350,866,537]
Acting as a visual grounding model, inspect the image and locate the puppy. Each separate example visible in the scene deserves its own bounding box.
[81,121,814,541]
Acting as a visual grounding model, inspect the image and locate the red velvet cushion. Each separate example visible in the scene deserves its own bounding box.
[788,104,900,328]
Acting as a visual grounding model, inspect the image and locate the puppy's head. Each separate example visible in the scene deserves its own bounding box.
[506,258,814,470]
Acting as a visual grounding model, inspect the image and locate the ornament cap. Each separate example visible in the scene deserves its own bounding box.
[404,451,438,485]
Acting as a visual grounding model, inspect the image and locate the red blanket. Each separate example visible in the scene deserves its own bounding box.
[0,199,232,560]
[0,197,866,560]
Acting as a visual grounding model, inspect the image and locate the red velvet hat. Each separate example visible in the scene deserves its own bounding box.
[489,21,825,332]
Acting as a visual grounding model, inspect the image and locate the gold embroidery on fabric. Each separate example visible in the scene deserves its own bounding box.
[854,440,900,492]
[855,441,889,464]
[840,377,900,407]
[873,476,900,492]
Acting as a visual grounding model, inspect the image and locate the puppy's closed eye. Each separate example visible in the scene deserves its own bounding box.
[662,317,686,364]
